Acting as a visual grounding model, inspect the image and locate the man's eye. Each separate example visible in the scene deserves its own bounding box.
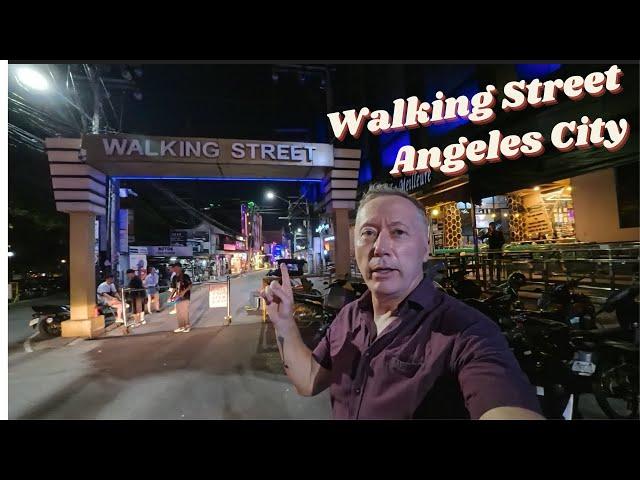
[393,229,406,236]
[361,229,376,237]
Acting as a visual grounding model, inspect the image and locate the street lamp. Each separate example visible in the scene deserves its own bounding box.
[16,67,49,91]
[265,190,290,204]
[61,259,67,264]
[267,190,314,270]
[266,191,294,255]
[8,251,15,257]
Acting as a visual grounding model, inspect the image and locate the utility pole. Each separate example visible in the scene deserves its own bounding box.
[305,199,313,273]
[85,64,101,134]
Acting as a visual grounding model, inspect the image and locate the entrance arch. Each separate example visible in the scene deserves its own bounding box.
[45,134,361,337]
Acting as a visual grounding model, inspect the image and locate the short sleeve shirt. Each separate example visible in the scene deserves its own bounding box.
[97,282,116,296]
[171,273,192,301]
[312,276,542,419]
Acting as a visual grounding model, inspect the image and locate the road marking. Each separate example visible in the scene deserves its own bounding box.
[23,331,38,353]
[67,337,84,347]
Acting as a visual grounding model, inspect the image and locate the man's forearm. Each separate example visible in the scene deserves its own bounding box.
[480,406,545,420]
[275,324,321,396]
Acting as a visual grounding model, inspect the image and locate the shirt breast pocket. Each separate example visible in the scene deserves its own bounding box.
[388,357,422,377]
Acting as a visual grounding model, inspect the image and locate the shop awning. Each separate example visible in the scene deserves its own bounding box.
[468,132,638,201]
[413,175,471,206]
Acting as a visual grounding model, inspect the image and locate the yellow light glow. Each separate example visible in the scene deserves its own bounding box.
[431,209,440,217]
[515,213,520,218]
[503,213,509,217]
[566,186,572,192]
[533,186,540,191]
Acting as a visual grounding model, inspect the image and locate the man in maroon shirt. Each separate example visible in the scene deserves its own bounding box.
[262,184,544,420]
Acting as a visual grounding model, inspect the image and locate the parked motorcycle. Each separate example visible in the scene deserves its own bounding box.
[505,285,639,419]
[464,272,527,330]
[580,286,639,419]
[536,277,597,330]
[29,303,118,338]
[428,261,482,300]
[292,278,367,347]
[29,305,70,337]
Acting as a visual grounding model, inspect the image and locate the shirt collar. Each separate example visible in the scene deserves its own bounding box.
[357,275,443,314]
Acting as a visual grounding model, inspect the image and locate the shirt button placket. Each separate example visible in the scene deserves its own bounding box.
[353,350,371,418]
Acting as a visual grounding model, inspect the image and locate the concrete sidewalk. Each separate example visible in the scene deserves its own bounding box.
[9,317,331,419]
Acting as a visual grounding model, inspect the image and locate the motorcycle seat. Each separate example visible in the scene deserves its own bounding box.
[293,294,323,307]
[572,327,627,340]
[600,340,638,353]
[32,305,69,314]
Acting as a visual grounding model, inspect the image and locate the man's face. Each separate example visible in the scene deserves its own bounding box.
[106,277,113,284]
[355,196,429,299]
[127,272,134,279]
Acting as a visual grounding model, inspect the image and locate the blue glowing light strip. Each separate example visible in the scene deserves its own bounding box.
[112,176,323,182]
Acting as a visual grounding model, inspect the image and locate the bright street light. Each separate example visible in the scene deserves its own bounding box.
[16,67,49,91]
[297,228,302,233]
[266,191,275,200]
[8,251,15,257]
[61,259,67,264]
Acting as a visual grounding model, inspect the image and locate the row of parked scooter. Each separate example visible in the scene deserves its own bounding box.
[431,265,638,419]
[289,265,639,419]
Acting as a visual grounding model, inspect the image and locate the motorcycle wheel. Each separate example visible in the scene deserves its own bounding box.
[38,318,62,338]
[592,362,639,419]
[537,384,572,419]
[293,304,321,328]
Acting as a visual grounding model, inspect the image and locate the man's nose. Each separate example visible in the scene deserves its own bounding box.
[373,229,391,256]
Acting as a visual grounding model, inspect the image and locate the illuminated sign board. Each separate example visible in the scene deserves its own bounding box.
[328,65,630,179]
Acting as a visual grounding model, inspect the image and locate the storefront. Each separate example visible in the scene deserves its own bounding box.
[229,252,247,274]
[420,178,579,253]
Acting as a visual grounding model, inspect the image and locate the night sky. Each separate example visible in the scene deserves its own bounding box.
[10,62,638,272]
[8,63,342,270]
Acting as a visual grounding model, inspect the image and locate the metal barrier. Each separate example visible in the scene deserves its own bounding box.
[119,287,148,332]
[432,242,640,299]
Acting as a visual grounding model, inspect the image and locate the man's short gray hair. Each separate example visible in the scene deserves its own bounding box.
[357,183,430,236]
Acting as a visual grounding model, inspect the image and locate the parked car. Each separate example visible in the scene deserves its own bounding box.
[266,259,307,277]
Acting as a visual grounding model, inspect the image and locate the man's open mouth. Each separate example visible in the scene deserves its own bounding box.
[370,267,396,275]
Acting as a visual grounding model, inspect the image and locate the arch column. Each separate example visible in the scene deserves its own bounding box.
[46,138,107,338]
[320,148,361,279]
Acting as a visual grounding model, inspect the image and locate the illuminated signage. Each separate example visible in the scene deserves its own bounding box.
[84,135,334,167]
[328,65,630,179]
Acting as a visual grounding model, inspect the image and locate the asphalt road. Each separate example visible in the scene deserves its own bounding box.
[7,270,625,420]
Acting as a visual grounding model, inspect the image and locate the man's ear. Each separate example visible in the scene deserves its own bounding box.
[422,243,430,262]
